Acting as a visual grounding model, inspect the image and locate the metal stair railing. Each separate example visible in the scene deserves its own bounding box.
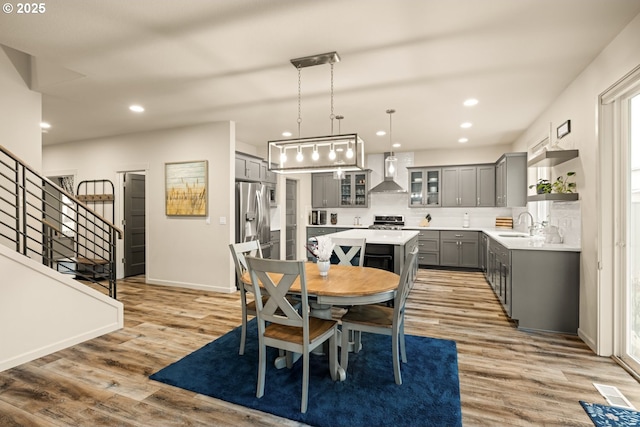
[0,145,122,298]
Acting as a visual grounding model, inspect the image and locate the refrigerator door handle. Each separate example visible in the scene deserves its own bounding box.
[255,191,262,243]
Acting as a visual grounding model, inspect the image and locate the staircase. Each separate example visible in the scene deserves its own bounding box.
[0,145,121,298]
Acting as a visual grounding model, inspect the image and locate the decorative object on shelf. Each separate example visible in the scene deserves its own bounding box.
[165,160,208,216]
[268,51,365,175]
[556,120,571,139]
[330,213,338,225]
[529,179,552,194]
[551,171,576,193]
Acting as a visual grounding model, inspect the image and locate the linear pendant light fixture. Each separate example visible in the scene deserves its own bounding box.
[268,51,365,174]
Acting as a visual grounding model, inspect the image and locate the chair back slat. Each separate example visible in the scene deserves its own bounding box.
[331,237,366,267]
[246,257,309,331]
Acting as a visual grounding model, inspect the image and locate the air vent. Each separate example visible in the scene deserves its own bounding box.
[593,383,636,409]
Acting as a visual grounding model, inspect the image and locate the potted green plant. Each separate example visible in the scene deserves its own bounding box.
[529,179,552,194]
[552,171,576,193]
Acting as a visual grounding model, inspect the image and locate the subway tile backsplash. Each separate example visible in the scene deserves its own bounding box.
[322,193,581,247]
[325,192,512,228]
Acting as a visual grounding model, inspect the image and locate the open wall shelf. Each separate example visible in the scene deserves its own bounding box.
[527,149,579,167]
[527,193,579,202]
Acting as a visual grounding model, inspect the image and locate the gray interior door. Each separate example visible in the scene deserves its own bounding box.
[285,179,297,260]
[124,173,146,277]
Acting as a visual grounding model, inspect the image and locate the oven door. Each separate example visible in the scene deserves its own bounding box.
[363,244,394,272]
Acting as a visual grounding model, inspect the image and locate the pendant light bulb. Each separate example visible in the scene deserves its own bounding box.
[329,143,336,160]
[312,144,319,161]
[345,141,354,159]
[280,147,287,163]
[296,145,304,162]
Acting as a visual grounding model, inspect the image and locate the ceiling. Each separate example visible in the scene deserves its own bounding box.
[1,0,639,155]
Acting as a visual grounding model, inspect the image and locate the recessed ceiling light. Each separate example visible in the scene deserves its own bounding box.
[282,131,292,137]
[129,105,145,113]
[463,98,479,107]
[376,130,386,136]
[392,143,401,148]
[460,122,472,129]
[40,122,51,129]
[458,138,469,143]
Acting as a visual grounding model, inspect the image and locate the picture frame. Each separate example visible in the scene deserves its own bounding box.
[165,160,208,216]
[556,120,571,139]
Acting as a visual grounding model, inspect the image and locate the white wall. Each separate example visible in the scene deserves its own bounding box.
[0,244,123,372]
[413,144,513,167]
[43,122,237,293]
[512,12,640,354]
[0,45,42,168]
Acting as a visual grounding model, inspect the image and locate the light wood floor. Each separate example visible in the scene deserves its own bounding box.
[1,269,639,426]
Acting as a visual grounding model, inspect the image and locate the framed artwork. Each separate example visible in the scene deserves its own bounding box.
[556,120,571,139]
[165,160,208,216]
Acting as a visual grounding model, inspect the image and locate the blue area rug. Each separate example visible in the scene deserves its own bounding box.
[150,319,462,427]
[580,401,640,427]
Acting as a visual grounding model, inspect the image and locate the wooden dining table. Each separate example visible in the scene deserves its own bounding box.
[242,261,400,380]
[241,261,400,316]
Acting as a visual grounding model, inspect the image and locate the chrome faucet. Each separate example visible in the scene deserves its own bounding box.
[517,211,536,236]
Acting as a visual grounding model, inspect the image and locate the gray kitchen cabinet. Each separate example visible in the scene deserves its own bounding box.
[476,164,496,207]
[235,152,277,184]
[488,238,511,315]
[339,171,370,208]
[440,230,479,268]
[312,173,340,208]
[408,167,441,207]
[270,230,280,260]
[416,229,439,266]
[263,161,277,184]
[485,234,579,333]
[480,232,488,273]
[235,152,263,181]
[495,152,527,207]
[442,166,477,207]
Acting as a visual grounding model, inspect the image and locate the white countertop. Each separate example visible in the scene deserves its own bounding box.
[307,224,580,252]
[307,224,369,229]
[481,229,581,252]
[322,229,419,245]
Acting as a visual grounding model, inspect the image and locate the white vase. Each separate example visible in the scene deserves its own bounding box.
[317,260,330,277]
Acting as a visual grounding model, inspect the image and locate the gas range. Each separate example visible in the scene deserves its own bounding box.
[368,215,405,230]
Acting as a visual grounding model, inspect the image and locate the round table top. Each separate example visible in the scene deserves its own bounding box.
[242,261,400,305]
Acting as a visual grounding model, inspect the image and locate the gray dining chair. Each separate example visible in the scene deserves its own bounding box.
[330,237,366,267]
[246,256,339,413]
[229,240,265,355]
[339,247,419,385]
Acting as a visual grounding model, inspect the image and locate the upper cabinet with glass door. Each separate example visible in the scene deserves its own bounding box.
[340,171,370,207]
[408,167,441,207]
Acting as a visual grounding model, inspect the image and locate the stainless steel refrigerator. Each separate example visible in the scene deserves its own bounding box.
[236,181,271,258]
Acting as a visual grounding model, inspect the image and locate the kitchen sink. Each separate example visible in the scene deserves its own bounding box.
[498,233,530,238]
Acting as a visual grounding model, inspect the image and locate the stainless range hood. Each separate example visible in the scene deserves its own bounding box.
[369,152,407,193]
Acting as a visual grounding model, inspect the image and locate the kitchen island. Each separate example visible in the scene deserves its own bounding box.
[321,229,419,275]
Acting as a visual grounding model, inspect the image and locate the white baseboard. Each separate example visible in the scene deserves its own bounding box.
[146,277,235,294]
